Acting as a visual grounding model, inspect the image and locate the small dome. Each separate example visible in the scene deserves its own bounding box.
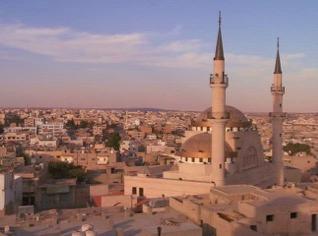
[72,232,84,236]
[81,224,93,232]
[193,105,251,128]
[180,133,234,158]
[85,231,96,236]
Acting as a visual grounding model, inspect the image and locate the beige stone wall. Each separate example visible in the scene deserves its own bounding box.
[163,163,213,182]
[169,198,201,224]
[89,184,109,197]
[124,176,212,198]
[140,227,202,236]
[101,195,134,208]
[237,200,318,235]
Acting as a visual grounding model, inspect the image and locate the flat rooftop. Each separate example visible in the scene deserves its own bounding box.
[0,207,200,236]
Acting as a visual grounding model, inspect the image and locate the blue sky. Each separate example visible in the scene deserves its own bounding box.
[0,0,317,111]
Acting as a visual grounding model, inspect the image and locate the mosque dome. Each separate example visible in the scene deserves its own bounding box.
[193,105,251,128]
[180,133,234,158]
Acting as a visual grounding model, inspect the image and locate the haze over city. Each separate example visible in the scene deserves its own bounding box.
[0,0,317,112]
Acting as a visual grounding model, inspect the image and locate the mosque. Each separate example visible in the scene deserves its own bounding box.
[124,13,285,198]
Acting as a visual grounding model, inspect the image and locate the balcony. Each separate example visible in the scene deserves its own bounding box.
[211,112,230,120]
[271,85,285,94]
[269,112,287,118]
[210,73,229,86]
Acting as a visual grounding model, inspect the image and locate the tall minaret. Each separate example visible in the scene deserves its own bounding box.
[210,12,228,186]
[271,38,285,186]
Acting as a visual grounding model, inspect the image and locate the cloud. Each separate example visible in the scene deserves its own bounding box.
[0,23,149,64]
[289,67,318,80]
[0,23,210,68]
[0,23,309,73]
[224,52,312,81]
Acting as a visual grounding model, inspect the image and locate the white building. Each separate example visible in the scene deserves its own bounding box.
[0,172,22,216]
[60,155,74,164]
[4,126,37,134]
[30,137,57,148]
[4,132,27,142]
[120,140,139,153]
[38,122,65,137]
[0,113,5,125]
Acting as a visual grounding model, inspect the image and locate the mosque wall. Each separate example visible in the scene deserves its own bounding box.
[233,130,265,172]
[226,162,276,188]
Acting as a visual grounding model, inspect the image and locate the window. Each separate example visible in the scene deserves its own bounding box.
[132,187,137,195]
[250,225,257,232]
[139,188,144,197]
[312,214,317,232]
[266,214,274,222]
[199,158,203,162]
[290,212,298,219]
[192,157,195,162]
[208,158,211,163]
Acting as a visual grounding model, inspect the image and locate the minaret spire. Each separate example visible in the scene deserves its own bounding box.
[214,11,224,60]
[274,37,282,74]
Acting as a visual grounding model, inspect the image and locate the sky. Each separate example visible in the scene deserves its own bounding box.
[0,0,317,112]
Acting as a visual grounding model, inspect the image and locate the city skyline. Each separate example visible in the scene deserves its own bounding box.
[0,0,317,112]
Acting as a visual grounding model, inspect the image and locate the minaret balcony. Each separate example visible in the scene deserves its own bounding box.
[210,74,229,87]
[269,112,286,118]
[211,112,230,120]
[271,85,285,94]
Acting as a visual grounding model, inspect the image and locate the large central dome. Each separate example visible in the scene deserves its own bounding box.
[192,105,251,128]
[180,133,234,159]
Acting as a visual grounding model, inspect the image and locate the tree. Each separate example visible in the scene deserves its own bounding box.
[68,168,86,182]
[15,144,31,165]
[78,120,94,129]
[65,119,77,130]
[5,113,24,126]
[101,128,110,142]
[65,119,77,138]
[106,132,121,151]
[48,161,87,182]
[283,143,311,156]
[138,145,146,152]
